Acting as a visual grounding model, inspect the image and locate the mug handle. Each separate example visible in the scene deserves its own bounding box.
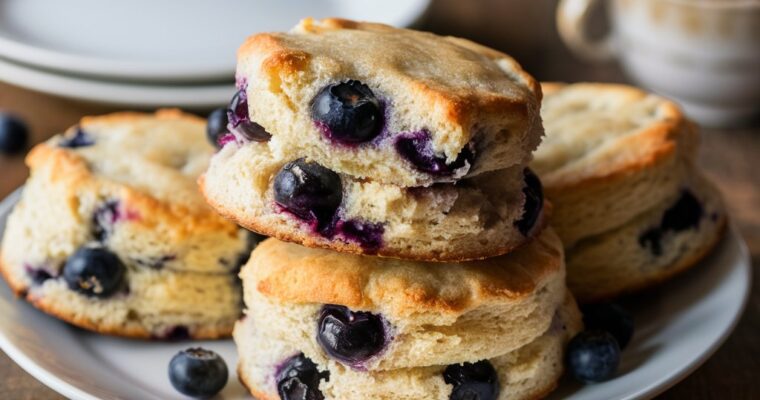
[556,0,616,61]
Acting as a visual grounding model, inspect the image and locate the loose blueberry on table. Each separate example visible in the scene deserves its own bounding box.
[581,303,634,349]
[514,168,543,236]
[206,107,229,147]
[168,347,228,398]
[394,131,475,176]
[311,80,383,144]
[443,360,500,400]
[0,113,28,155]
[317,305,388,366]
[62,246,125,297]
[565,330,621,383]
[227,89,271,142]
[277,353,329,400]
[274,158,343,229]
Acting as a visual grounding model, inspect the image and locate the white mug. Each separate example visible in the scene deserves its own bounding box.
[557,0,760,127]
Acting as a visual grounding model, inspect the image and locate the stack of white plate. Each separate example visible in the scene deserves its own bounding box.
[0,0,430,109]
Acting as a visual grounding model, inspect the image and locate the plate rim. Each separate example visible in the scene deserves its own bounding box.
[0,187,751,400]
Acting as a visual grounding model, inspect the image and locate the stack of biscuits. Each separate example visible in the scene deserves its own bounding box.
[532,83,726,303]
[201,19,582,400]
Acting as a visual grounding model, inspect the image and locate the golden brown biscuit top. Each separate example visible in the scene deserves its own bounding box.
[238,17,541,134]
[25,110,238,237]
[533,82,698,192]
[242,229,564,317]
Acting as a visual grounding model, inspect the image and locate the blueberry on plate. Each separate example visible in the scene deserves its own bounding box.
[317,304,387,365]
[274,158,342,227]
[168,347,228,398]
[581,303,634,349]
[227,89,271,142]
[0,113,28,154]
[62,246,125,298]
[443,360,500,400]
[277,353,329,400]
[206,107,229,147]
[311,80,382,144]
[514,168,543,236]
[566,330,621,383]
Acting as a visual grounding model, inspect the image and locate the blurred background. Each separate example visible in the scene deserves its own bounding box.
[0,1,758,398]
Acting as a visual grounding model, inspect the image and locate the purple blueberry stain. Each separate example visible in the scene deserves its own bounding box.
[639,190,704,256]
[92,200,139,241]
[394,131,475,177]
[24,263,56,285]
[58,127,94,148]
[216,133,237,148]
[226,89,271,142]
[333,219,384,253]
[514,168,544,236]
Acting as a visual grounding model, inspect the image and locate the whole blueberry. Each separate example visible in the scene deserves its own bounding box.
[514,168,543,236]
[0,113,28,154]
[274,159,342,227]
[443,360,500,400]
[227,89,271,142]
[277,353,329,400]
[62,247,125,297]
[394,131,474,176]
[206,107,229,147]
[311,80,382,144]
[168,347,228,398]
[566,330,621,383]
[317,305,387,365]
[581,303,634,349]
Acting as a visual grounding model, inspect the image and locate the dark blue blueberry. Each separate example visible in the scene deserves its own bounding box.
[334,220,384,252]
[161,326,190,341]
[206,107,229,148]
[443,360,500,400]
[581,303,634,350]
[639,190,703,256]
[24,265,54,285]
[566,330,621,384]
[168,347,228,397]
[274,159,342,229]
[276,353,329,400]
[394,131,474,176]
[514,168,543,236]
[311,80,382,144]
[62,247,125,297]
[58,127,94,148]
[227,90,271,142]
[317,305,387,365]
[0,113,28,154]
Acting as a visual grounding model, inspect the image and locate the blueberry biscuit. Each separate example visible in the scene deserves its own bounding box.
[532,83,726,302]
[0,110,254,339]
[234,229,583,399]
[230,18,543,188]
[202,141,545,261]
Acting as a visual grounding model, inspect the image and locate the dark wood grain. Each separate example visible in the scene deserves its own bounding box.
[0,1,757,398]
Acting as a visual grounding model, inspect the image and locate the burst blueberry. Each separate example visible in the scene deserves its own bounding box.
[639,190,703,255]
[317,305,387,365]
[227,89,271,142]
[277,353,329,400]
[581,303,634,349]
[274,159,342,228]
[62,247,125,297]
[443,360,500,400]
[311,80,382,144]
[566,330,621,383]
[206,107,229,147]
[58,127,94,148]
[394,131,474,176]
[168,347,228,397]
[515,168,543,236]
[0,113,28,154]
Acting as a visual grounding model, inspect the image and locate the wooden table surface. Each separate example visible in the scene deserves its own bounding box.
[0,1,758,398]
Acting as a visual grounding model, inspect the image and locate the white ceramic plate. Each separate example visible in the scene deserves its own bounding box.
[0,188,750,400]
[0,56,234,109]
[0,0,431,83]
